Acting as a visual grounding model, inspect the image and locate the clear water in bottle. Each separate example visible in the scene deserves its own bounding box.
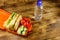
[34,0,43,21]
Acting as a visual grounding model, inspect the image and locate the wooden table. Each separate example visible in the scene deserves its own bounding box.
[0,0,60,40]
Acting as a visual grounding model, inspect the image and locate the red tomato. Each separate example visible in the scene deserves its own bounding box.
[21,19,25,25]
[27,23,31,28]
[20,17,32,32]
[23,22,27,27]
[22,17,30,22]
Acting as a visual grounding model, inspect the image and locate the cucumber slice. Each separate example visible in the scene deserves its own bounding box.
[22,27,27,35]
[17,25,27,35]
[17,26,24,34]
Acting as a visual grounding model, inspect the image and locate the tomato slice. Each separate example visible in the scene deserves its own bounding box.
[20,17,32,32]
[21,19,25,25]
[22,17,30,22]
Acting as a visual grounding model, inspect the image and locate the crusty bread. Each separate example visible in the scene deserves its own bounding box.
[14,15,22,31]
[8,14,19,30]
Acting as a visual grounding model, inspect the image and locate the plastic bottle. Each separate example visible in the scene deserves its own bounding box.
[34,0,43,21]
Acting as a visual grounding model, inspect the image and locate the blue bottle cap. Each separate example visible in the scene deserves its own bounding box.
[37,0,42,7]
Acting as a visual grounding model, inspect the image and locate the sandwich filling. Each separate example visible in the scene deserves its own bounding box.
[3,12,32,35]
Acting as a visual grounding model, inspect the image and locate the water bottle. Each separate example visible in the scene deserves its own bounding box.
[34,0,43,21]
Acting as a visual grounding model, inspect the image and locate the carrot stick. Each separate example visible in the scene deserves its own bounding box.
[0,9,10,30]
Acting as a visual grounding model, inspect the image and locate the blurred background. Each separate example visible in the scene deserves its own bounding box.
[0,0,60,40]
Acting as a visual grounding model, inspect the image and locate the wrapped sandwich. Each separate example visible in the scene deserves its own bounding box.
[0,9,32,36]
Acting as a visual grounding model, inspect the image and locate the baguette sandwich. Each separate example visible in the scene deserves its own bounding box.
[3,12,32,36]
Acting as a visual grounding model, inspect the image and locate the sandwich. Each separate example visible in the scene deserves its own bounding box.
[3,12,32,36]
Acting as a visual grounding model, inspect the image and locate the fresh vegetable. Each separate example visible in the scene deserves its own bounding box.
[17,25,27,35]
[21,17,32,32]
[0,9,10,30]
[22,27,27,35]
[17,25,24,34]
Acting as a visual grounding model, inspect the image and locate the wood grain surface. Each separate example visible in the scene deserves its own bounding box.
[0,0,60,40]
